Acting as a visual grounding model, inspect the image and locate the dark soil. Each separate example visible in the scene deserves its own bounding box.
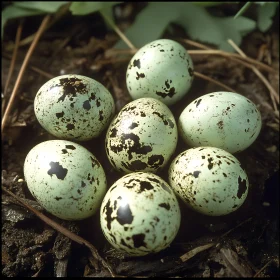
[2,3,279,277]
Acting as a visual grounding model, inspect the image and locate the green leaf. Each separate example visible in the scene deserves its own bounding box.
[257,2,279,32]
[114,2,184,49]
[234,2,251,19]
[217,16,256,51]
[69,2,120,16]
[69,1,121,29]
[2,5,45,39]
[13,1,68,13]
[113,2,256,52]
[175,3,256,52]
[192,2,226,7]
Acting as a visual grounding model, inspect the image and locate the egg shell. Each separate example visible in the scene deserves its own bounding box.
[179,91,262,153]
[100,172,181,256]
[23,140,107,220]
[168,147,249,216]
[105,98,178,173]
[126,39,194,106]
[34,74,115,141]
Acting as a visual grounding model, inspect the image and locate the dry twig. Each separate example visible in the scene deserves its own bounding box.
[4,3,71,52]
[179,217,253,263]
[101,11,136,50]
[2,20,24,115]
[2,186,116,277]
[2,15,51,133]
[227,39,279,110]
[2,52,55,79]
[187,50,275,74]
[253,259,274,278]
[194,71,235,92]
[180,243,215,262]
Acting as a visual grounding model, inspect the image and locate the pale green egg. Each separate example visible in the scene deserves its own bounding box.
[24,140,107,220]
[179,91,262,153]
[105,98,178,173]
[100,172,181,256]
[126,39,194,106]
[34,74,115,141]
[169,147,249,216]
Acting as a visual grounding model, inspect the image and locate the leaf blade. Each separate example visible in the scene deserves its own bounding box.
[257,2,279,32]
[13,1,68,13]
[69,2,120,16]
[114,2,184,49]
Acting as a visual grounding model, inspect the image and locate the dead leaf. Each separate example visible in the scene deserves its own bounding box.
[213,247,254,277]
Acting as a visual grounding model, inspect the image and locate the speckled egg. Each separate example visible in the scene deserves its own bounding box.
[23,140,107,220]
[105,98,178,173]
[126,39,194,106]
[179,91,262,153]
[34,74,115,141]
[100,172,181,256]
[168,147,249,216]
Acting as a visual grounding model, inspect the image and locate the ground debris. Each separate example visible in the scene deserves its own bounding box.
[209,247,254,277]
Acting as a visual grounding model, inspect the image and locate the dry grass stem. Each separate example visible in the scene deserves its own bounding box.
[253,259,274,277]
[29,66,55,79]
[3,52,56,80]
[5,3,71,52]
[1,15,51,133]
[180,243,215,262]
[228,39,279,111]
[2,20,24,115]
[188,50,275,73]
[102,12,136,50]
[180,38,212,50]
[194,71,235,92]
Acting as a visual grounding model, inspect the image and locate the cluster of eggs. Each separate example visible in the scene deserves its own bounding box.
[23,39,262,256]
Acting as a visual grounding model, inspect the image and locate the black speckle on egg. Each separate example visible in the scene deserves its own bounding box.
[56,111,64,118]
[65,145,76,150]
[158,203,170,210]
[123,160,148,171]
[123,133,152,160]
[152,111,169,125]
[193,171,201,178]
[47,162,68,180]
[139,180,154,192]
[188,67,194,77]
[90,156,100,168]
[133,59,141,69]
[104,199,114,231]
[117,203,134,225]
[148,155,164,169]
[217,121,223,129]
[66,123,75,131]
[237,176,247,198]
[156,87,176,98]
[121,238,133,249]
[99,110,104,121]
[196,99,202,107]
[132,233,147,248]
[129,123,139,129]
[207,157,214,170]
[136,72,145,80]
[83,100,91,110]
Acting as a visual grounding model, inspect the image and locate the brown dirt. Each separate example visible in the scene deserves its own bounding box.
[2,3,279,277]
